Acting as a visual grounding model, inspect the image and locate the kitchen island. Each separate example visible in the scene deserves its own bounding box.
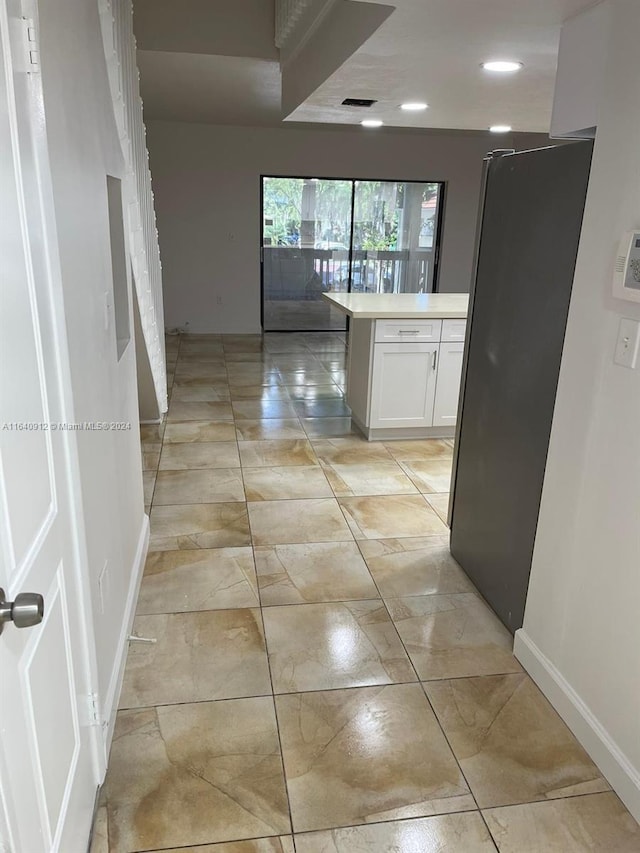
[324,292,469,440]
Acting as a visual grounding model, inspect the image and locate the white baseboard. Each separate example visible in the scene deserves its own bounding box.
[350,412,456,442]
[514,629,640,823]
[101,514,149,764]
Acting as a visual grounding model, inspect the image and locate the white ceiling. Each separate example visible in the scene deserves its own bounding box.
[286,0,598,132]
[135,0,598,132]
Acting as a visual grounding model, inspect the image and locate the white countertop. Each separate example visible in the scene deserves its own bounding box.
[323,292,469,319]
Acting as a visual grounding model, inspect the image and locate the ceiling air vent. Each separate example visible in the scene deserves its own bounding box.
[341,98,377,108]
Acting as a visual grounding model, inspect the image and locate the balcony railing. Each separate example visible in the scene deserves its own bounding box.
[263,247,434,302]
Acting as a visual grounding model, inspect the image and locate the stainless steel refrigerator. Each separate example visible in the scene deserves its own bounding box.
[449,142,594,634]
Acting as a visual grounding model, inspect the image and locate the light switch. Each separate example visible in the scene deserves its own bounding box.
[614,317,640,369]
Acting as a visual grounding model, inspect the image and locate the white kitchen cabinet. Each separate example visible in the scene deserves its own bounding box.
[326,293,469,440]
[370,342,438,429]
[433,341,464,427]
[441,319,467,342]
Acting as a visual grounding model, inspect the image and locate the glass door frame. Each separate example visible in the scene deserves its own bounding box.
[260,174,447,332]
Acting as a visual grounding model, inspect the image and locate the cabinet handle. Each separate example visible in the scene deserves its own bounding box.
[397,329,421,335]
[432,350,438,370]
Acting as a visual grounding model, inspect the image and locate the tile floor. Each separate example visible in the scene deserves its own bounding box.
[95,332,639,852]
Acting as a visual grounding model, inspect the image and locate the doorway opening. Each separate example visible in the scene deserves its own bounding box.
[261,176,445,332]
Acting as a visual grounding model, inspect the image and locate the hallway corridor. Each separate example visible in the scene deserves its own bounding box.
[94,333,638,852]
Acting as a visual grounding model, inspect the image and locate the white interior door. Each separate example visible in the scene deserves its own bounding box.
[0,3,100,850]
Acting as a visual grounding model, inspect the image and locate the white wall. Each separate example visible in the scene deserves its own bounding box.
[146,121,547,333]
[39,0,147,740]
[134,0,278,59]
[515,0,640,822]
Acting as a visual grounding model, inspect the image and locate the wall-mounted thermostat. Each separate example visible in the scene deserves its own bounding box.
[613,231,640,303]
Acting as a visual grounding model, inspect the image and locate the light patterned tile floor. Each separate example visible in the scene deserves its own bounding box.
[96,332,639,853]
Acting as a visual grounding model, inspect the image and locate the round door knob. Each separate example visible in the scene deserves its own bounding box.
[0,588,45,634]
[11,593,44,628]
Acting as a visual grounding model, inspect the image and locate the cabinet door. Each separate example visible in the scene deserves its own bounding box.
[433,342,464,427]
[370,343,438,428]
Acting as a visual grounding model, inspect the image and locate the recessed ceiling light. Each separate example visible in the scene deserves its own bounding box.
[361,119,383,128]
[482,60,523,73]
[401,102,428,111]
[489,125,512,133]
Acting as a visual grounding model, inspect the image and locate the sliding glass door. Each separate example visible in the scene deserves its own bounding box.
[261,177,444,331]
[352,180,442,295]
[262,177,352,332]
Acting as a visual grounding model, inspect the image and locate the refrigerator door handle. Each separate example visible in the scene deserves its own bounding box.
[448,152,494,526]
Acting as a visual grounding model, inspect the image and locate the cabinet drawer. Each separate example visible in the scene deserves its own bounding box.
[441,318,467,342]
[375,319,442,343]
